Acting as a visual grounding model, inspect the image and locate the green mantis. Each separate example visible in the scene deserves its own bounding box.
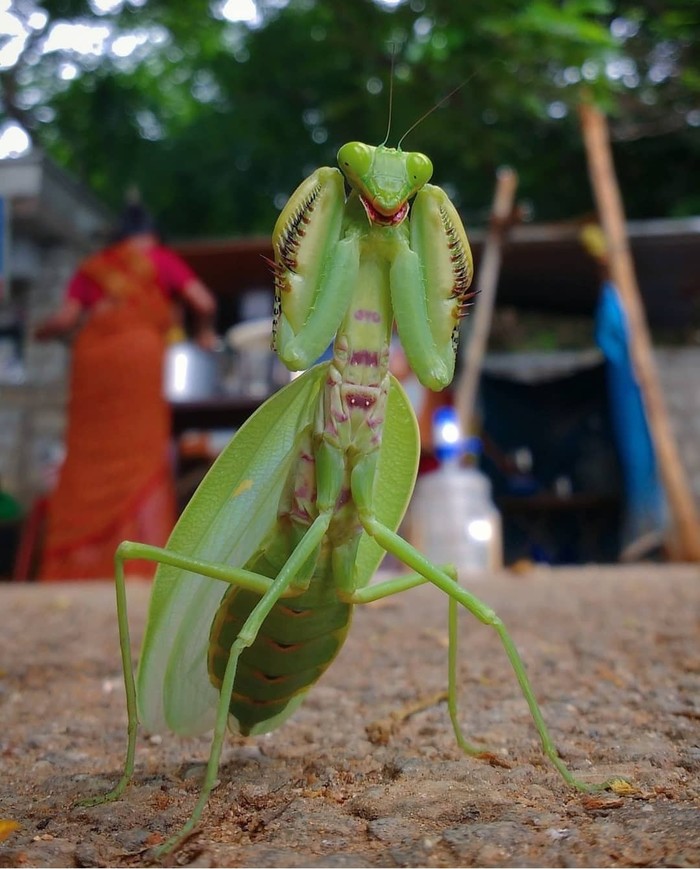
[82,138,617,855]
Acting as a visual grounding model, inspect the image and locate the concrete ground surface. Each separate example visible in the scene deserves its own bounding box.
[0,564,698,868]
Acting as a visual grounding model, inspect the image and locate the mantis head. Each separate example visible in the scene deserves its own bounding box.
[337,142,433,227]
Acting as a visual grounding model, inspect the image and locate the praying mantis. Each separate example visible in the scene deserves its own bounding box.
[82,137,618,856]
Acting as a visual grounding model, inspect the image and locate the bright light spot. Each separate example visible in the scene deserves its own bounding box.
[374,0,404,7]
[27,10,48,30]
[43,22,111,56]
[59,61,79,80]
[413,16,432,38]
[581,60,599,81]
[467,519,493,543]
[610,17,639,40]
[0,40,23,67]
[35,106,55,123]
[0,14,27,69]
[111,32,147,58]
[648,61,673,83]
[302,108,322,126]
[606,57,637,81]
[366,76,383,95]
[191,70,222,104]
[687,109,700,127]
[90,0,124,12]
[218,0,261,25]
[433,407,462,450]
[16,86,42,108]
[0,122,31,159]
[563,67,581,84]
[439,421,461,445]
[172,351,189,396]
[135,109,164,140]
[547,101,568,119]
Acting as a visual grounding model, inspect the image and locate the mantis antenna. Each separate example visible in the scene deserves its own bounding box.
[379,45,398,147]
[396,61,507,149]
[397,80,468,150]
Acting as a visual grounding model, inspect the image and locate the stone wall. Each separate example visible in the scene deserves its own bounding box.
[655,346,700,503]
[0,245,76,507]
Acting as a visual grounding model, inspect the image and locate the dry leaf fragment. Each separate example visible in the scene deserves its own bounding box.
[609,778,640,796]
[0,820,21,843]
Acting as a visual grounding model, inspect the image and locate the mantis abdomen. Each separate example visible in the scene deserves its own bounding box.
[208,581,352,736]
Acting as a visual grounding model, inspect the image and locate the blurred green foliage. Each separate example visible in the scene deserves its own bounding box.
[2,0,699,237]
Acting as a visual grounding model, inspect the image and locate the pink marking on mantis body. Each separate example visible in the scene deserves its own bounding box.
[332,410,349,423]
[290,504,312,522]
[336,488,351,508]
[354,309,381,323]
[350,350,380,367]
[347,392,376,410]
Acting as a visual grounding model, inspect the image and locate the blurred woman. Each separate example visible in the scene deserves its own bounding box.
[35,201,217,580]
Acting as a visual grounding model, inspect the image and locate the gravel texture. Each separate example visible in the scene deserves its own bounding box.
[1,564,699,867]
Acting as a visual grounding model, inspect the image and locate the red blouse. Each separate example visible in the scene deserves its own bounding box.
[67,244,197,308]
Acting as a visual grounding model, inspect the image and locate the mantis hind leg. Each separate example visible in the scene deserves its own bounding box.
[351,567,490,757]
[354,504,616,792]
[446,595,498,758]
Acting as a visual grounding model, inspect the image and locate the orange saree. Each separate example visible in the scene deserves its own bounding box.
[40,243,177,580]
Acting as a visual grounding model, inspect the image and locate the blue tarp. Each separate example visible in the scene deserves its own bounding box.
[594,281,667,557]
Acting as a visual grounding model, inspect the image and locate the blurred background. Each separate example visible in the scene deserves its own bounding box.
[1,0,699,576]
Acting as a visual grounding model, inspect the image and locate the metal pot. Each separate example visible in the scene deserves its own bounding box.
[164,340,222,402]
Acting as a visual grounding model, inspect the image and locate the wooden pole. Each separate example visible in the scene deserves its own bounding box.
[579,101,700,561]
[454,166,518,436]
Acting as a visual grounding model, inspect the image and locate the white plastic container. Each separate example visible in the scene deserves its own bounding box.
[411,463,502,574]
[408,407,502,575]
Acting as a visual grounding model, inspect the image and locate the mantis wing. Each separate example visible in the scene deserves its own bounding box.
[354,375,419,586]
[137,367,419,736]
[138,365,326,736]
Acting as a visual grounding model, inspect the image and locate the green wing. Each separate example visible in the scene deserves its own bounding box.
[138,365,326,736]
[354,374,420,585]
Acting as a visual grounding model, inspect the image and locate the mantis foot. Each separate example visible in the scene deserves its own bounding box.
[572,775,635,795]
[76,789,124,810]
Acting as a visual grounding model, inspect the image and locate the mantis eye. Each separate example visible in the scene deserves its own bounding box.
[406,152,433,187]
[338,142,373,178]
